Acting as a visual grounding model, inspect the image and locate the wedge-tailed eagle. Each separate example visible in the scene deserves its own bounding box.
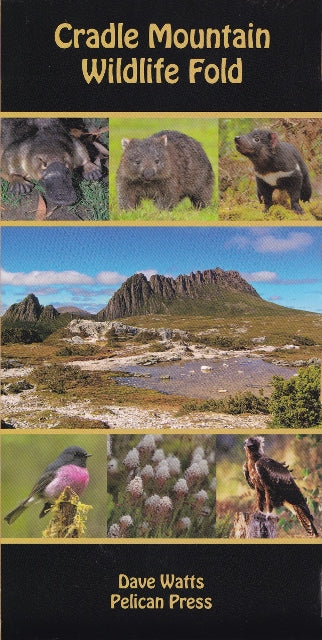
[243,436,318,537]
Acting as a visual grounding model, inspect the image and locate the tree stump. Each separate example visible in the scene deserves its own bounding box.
[234,511,278,538]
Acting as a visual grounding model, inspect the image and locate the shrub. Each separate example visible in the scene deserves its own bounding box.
[292,335,315,346]
[1,325,43,345]
[105,327,119,347]
[32,363,89,394]
[269,366,321,427]
[56,344,97,356]
[133,330,159,344]
[182,391,269,415]
[196,334,249,350]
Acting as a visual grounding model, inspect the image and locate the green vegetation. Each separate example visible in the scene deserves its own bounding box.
[182,391,269,415]
[1,313,80,345]
[219,117,321,221]
[107,434,216,538]
[56,344,99,357]
[1,179,23,207]
[109,117,218,221]
[2,325,44,345]
[32,364,90,394]
[269,366,321,428]
[66,177,108,221]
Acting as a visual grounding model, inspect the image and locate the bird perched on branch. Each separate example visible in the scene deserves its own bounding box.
[4,446,91,525]
[243,436,318,537]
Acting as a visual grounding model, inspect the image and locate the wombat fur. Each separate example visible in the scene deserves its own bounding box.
[234,128,312,213]
[1,118,102,205]
[117,130,214,210]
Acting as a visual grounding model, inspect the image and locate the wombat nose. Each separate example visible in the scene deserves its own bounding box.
[142,168,155,180]
[235,136,240,143]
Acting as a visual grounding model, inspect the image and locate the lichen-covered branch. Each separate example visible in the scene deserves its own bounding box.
[42,487,92,538]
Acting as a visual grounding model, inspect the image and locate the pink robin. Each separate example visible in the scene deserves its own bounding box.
[4,446,91,524]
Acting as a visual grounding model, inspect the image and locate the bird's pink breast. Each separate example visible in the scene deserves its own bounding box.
[44,464,89,499]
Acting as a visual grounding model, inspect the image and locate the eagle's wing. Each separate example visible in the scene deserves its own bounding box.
[255,456,318,537]
[243,462,255,489]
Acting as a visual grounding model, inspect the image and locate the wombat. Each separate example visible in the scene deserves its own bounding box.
[117,130,214,210]
[1,118,102,205]
[234,128,312,213]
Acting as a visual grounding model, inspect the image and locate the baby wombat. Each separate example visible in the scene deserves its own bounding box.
[117,130,214,210]
[234,128,312,213]
[1,118,102,205]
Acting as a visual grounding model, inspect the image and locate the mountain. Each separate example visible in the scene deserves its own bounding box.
[2,293,59,323]
[96,267,284,320]
[2,294,92,344]
[56,305,92,318]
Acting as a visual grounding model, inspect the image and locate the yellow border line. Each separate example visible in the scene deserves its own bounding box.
[1,112,321,118]
[1,428,321,436]
[1,537,321,545]
[1,220,321,227]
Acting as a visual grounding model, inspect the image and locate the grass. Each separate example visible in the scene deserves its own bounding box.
[219,195,321,222]
[66,177,108,221]
[109,117,218,221]
[106,310,321,347]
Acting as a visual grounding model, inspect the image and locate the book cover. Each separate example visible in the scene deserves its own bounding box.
[1,1,321,639]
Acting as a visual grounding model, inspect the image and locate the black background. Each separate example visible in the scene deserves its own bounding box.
[2,545,322,639]
[2,2,321,639]
[1,0,321,111]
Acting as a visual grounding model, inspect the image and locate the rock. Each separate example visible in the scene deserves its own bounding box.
[3,293,59,323]
[97,268,260,320]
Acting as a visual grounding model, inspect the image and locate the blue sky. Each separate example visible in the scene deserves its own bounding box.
[1,226,321,314]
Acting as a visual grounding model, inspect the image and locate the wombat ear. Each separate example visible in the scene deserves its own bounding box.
[269,132,279,148]
[160,134,168,147]
[121,138,131,150]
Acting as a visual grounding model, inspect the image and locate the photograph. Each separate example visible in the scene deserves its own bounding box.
[1,433,107,538]
[216,434,321,538]
[107,433,216,538]
[109,117,218,222]
[218,118,321,222]
[1,226,320,429]
[1,117,109,221]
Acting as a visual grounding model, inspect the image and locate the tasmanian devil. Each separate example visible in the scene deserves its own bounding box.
[1,118,102,205]
[234,128,312,213]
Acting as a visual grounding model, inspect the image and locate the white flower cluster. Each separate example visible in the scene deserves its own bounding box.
[108,514,133,538]
[107,436,216,538]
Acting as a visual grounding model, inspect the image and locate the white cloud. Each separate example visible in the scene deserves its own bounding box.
[1,269,94,286]
[96,271,127,285]
[228,231,313,253]
[254,232,313,253]
[242,271,278,282]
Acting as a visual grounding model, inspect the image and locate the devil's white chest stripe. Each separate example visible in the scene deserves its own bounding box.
[255,164,300,187]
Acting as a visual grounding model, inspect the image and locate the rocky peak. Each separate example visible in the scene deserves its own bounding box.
[3,293,44,322]
[97,267,260,321]
[3,294,60,323]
